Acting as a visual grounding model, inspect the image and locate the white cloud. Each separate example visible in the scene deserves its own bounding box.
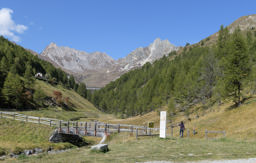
[0,8,28,42]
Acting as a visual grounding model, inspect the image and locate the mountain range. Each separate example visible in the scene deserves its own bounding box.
[40,38,178,87]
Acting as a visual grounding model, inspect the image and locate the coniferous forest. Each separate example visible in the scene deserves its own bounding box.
[89,26,256,118]
[0,36,87,110]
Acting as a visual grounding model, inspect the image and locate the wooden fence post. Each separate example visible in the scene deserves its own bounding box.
[59,121,62,133]
[94,122,97,136]
[145,126,147,135]
[149,128,151,136]
[0,112,2,118]
[67,121,70,133]
[13,114,15,120]
[136,128,138,139]
[50,120,52,127]
[104,123,107,134]
[26,116,28,123]
[38,117,40,124]
[130,126,134,135]
[76,121,78,134]
[171,125,173,137]
[84,122,87,136]
[205,130,208,139]
[117,124,120,133]
[187,129,190,138]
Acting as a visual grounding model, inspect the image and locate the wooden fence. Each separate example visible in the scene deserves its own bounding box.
[0,112,225,139]
[205,130,226,139]
[0,112,159,137]
[169,124,226,139]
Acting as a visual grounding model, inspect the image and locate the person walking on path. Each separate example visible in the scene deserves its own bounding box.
[179,121,185,138]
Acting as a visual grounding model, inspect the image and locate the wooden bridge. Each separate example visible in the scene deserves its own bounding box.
[0,111,159,138]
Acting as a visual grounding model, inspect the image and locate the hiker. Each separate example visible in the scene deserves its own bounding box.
[179,121,185,137]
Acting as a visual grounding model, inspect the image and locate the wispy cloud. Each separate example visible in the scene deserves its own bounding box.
[0,8,28,42]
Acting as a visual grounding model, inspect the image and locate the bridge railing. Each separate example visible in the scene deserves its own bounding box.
[0,111,159,137]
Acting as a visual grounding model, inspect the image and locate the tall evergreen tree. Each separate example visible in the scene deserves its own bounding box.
[2,73,25,109]
[77,83,87,98]
[24,64,35,88]
[222,29,251,106]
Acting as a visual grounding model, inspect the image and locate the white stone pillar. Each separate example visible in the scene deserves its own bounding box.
[160,111,167,138]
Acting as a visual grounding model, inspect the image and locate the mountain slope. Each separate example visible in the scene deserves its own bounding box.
[195,14,256,47]
[40,38,178,87]
[90,14,256,117]
[0,36,89,114]
[20,80,113,121]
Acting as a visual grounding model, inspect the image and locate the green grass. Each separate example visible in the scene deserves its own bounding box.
[6,134,256,163]
[0,119,74,155]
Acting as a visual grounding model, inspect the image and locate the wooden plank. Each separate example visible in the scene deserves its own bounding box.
[28,116,40,120]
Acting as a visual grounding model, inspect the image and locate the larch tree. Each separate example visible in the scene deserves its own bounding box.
[222,29,251,106]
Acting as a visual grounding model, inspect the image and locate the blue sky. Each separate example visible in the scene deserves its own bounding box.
[0,0,255,59]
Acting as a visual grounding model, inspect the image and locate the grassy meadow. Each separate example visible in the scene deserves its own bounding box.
[0,119,74,156]
[6,134,256,163]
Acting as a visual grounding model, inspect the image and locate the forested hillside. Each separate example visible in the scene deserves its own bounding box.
[90,26,256,118]
[0,36,87,110]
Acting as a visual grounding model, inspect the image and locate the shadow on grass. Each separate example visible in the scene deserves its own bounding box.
[226,97,253,110]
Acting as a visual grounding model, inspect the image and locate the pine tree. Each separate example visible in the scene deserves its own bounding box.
[0,56,8,72]
[2,73,25,109]
[77,83,87,98]
[222,29,250,106]
[68,75,75,89]
[217,25,230,59]
[24,64,34,88]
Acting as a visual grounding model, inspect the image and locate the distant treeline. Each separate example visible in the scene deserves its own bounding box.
[89,26,256,118]
[0,36,87,110]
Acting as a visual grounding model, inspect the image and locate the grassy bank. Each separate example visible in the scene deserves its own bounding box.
[0,119,74,156]
[7,134,256,163]
[109,97,256,140]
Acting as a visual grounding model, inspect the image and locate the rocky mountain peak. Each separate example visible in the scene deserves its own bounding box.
[228,14,256,33]
[40,38,177,87]
[47,42,57,49]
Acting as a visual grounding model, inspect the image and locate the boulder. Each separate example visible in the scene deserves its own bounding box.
[34,148,43,154]
[9,153,19,158]
[91,144,109,153]
[24,150,33,156]
[0,155,6,160]
[49,130,88,147]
